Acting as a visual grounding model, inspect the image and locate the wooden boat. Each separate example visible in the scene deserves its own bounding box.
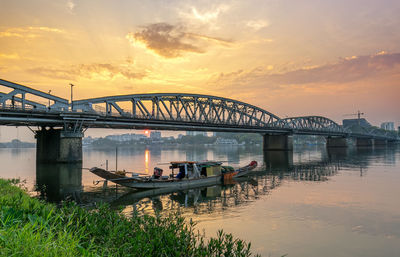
[222,161,258,180]
[89,160,257,190]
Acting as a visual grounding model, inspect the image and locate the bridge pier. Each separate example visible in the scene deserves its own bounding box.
[36,128,83,163]
[356,138,373,147]
[326,137,348,148]
[263,134,293,151]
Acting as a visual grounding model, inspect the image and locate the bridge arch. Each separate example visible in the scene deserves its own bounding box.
[282,116,344,133]
[73,93,287,129]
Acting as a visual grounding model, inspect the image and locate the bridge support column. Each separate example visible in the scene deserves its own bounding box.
[356,138,373,147]
[263,134,293,151]
[36,128,83,163]
[326,137,348,148]
[374,139,387,146]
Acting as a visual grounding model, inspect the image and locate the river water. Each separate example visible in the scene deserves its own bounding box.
[1,144,400,257]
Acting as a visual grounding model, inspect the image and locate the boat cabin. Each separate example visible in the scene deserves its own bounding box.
[169,161,222,179]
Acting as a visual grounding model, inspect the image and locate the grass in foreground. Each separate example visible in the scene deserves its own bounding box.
[0,179,259,256]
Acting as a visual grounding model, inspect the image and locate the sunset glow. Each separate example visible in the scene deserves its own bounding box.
[0,0,399,126]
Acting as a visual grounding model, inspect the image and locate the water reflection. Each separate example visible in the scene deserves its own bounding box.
[91,145,398,218]
[29,145,399,210]
[263,150,293,171]
[105,161,340,217]
[144,149,150,174]
[35,162,83,203]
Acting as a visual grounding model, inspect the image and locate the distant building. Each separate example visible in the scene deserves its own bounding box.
[342,118,371,128]
[105,133,146,142]
[380,122,395,131]
[214,138,238,145]
[150,131,161,139]
[186,131,207,136]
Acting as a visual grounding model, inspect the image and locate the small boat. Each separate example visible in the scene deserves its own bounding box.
[221,160,258,180]
[89,160,257,190]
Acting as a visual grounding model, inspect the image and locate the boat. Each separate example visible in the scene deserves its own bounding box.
[221,160,258,180]
[89,160,257,190]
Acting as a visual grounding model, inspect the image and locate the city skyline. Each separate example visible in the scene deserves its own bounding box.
[0,0,399,141]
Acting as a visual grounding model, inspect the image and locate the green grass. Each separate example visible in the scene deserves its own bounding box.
[0,179,259,256]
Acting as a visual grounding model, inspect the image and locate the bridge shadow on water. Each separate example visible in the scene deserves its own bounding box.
[34,145,399,216]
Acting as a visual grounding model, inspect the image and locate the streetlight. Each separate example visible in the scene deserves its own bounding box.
[48,90,51,109]
[69,83,74,111]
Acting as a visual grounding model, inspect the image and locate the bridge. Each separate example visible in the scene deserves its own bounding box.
[0,79,398,163]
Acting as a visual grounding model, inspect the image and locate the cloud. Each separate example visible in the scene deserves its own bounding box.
[27,63,147,81]
[212,52,400,90]
[246,19,269,30]
[0,26,65,38]
[66,0,76,13]
[178,4,230,27]
[190,5,229,23]
[126,23,231,58]
[0,53,20,60]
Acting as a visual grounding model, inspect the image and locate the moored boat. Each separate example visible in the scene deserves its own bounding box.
[221,160,258,180]
[89,160,257,190]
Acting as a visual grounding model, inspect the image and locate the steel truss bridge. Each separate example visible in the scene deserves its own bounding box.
[0,79,398,141]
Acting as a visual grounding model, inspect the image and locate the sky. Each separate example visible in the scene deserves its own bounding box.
[0,0,399,141]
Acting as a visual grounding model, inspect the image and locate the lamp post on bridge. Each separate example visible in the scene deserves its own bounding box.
[48,90,51,109]
[69,83,74,111]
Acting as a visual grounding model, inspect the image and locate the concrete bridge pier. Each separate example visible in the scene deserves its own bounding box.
[374,139,387,146]
[356,138,373,147]
[326,137,348,148]
[263,134,293,151]
[36,128,83,163]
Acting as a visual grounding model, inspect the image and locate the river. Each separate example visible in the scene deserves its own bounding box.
[1,144,399,257]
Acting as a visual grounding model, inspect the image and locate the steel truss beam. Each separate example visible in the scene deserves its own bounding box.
[0,79,69,111]
[73,93,286,129]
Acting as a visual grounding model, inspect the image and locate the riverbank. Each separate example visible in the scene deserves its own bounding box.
[0,178,258,256]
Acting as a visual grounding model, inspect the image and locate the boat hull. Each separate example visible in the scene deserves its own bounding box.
[119,176,221,189]
[90,167,221,189]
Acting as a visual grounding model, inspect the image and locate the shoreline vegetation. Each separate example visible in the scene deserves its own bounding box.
[0,178,259,256]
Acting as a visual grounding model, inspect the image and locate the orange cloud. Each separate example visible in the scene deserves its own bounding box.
[27,63,147,81]
[212,52,400,90]
[0,26,66,38]
[126,23,231,58]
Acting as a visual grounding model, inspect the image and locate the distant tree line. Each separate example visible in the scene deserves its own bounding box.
[0,139,35,148]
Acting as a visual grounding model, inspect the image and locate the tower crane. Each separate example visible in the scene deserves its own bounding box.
[343,110,365,125]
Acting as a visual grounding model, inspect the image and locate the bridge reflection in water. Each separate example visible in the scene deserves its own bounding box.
[34,146,398,216]
[35,162,83,203]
